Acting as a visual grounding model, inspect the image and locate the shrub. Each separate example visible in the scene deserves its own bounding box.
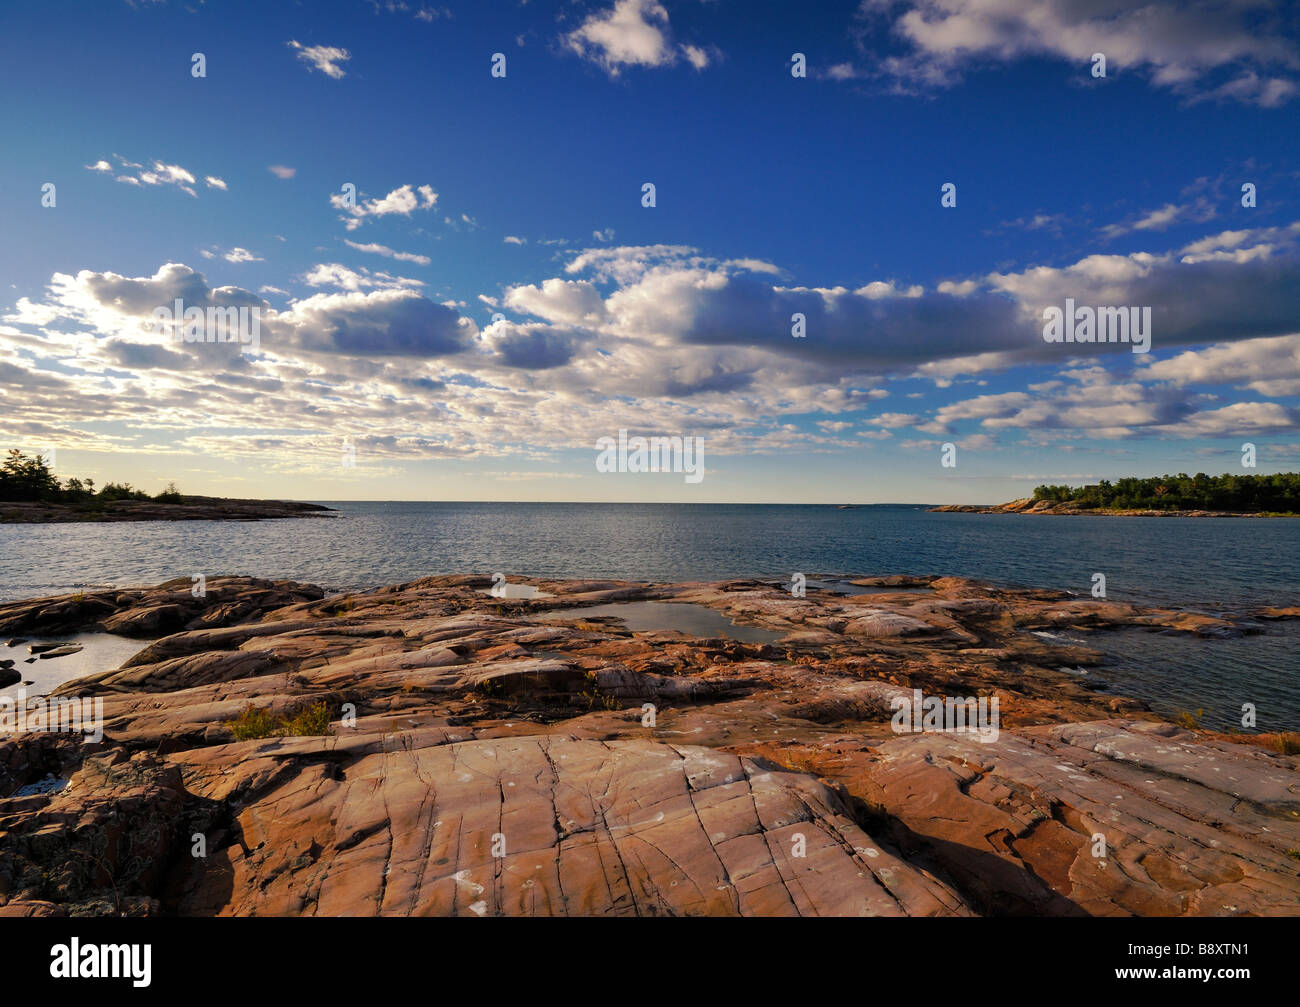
[226,701,333,740]
[98,481,149,502]
[1175,708,1203,730]
[1274,733,1300,756]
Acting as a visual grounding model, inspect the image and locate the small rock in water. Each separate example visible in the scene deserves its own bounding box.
[37,644,84,659]
[28,642,65,654]
[0,668,20,688]
[0,658,14,668]
[5,638,27,647]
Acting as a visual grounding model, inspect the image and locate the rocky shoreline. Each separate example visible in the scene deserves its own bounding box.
[931,498,1292,517]
[1,574,1297,917]
[0,497,334,523]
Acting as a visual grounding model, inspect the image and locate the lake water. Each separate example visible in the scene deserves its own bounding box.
[542,601,786,644]
[1,503,1296,730]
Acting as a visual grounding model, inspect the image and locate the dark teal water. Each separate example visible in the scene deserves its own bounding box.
[2,503,1296,729]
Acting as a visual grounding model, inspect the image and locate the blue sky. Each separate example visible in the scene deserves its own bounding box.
[1,0,1298,502]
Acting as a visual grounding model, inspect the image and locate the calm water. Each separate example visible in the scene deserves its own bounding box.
[1,503,1296,729]
[543,601,786,644]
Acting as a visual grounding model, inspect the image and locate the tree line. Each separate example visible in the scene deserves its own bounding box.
[1032,472,1300,512]
[0,450,183,504]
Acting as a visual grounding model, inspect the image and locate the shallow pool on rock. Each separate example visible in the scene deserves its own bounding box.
[476,584,552,599]
[802,578,932,596]
[540,601,784,644]
[1,632,148,699]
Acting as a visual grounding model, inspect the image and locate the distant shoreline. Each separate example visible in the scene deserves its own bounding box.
[0,497,335,524]
[930,499,1298,517]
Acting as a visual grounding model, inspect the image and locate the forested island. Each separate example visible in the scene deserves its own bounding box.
[932,471,1300,516]
[0,449,331,522]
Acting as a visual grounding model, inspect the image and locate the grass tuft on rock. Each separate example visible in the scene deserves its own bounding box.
[226,701,333,740]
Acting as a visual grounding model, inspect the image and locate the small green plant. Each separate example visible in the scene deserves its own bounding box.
[475,678,504,698]
[226,701,332,740]
[1175,708,1204,730]
[1274,733,1300,756]
[227,706,277,740]
[286,702,332,736]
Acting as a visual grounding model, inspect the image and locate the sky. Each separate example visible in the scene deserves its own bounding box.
[1,0,1298,504]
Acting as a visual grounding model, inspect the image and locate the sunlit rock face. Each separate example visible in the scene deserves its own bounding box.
[1,573,1297,917]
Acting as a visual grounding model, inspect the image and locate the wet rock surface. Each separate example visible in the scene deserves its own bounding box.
[1,573,1296,917]
[0,577,325,638]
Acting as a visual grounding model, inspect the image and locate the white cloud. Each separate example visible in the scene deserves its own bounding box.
[287,40,352,79]
[565,0,713,76]
[1157,401,1297,436]
[343,240,431,266]
[90,156,209,197]
[1139,333,1300,396]
[681,45,709,70]
[330,183,438,230]
[858,0,1300,105]
[268,165,296,179]
[6,215,1300,474]
[1101,199,1216,241]
[868,412,921,427]
[301,263,424,291]
[504,278,608,325]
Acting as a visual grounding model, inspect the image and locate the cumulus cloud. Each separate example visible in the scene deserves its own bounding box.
[61,262,264,318]
[480,320,589,369]
[857,0,1300,105]
[565,0,713,76]
[503,278,608,325]
[330,183,438,230]
[221,247,262,264]
[271,289,474,357]
[1156,401,1298,436]
[5,210,1299,473]
[1139,333,1300,396]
